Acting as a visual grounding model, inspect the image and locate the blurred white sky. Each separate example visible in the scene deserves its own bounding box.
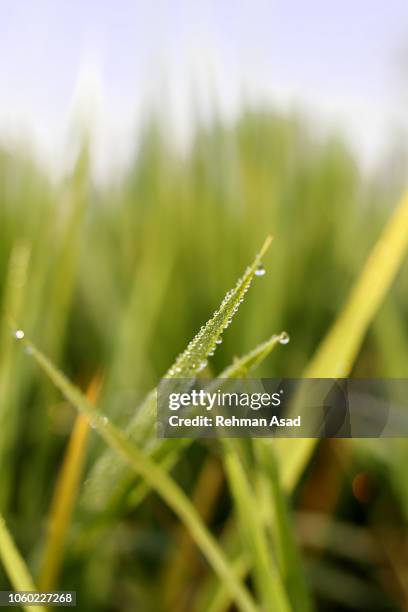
[1,0,407,181]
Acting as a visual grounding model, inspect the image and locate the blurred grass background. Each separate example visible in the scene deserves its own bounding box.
[1,105,408,610]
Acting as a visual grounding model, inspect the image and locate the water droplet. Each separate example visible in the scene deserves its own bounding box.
[14,329,25,340]
[215,338,222,344]
[199,360,208,371]
[279,332,290,345]
[255,264,266,277]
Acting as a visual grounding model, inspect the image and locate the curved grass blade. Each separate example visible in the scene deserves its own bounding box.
[81,331,286,514]
[0,513,46,612]
[200,189,408,612]
[119,236,273,444]
[278,189,408,491]
[17,337,258,612]
[81,240,274,511]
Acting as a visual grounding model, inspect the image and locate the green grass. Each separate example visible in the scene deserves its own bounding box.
[1,106,408,611]
[0,514,46,612]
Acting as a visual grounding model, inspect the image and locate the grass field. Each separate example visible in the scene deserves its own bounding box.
[1,106,408,611]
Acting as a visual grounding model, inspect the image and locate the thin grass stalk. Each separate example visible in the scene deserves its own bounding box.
[0,514,46,612]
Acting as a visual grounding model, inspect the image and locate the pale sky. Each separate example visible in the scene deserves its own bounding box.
[1,1,407,180]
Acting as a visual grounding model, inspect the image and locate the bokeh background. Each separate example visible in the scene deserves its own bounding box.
[1,2,408,610]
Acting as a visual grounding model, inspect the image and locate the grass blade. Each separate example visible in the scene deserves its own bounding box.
[254,440,312,611]
[73,331,287,562]
[0,243,30,510]
[278,189,408,491]
[200,189,408,612]
[166,236,272,378]
[17,337,258,612]
[39,372,103,591]
[222,441,290,612]
[81,241,275,511]
[81,332,286,516]
[306,190,408,377]
[0,513,46,612]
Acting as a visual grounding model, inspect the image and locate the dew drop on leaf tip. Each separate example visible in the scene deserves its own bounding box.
[255,264,266,276]
[14,329,25,340]
[279,332,290,345]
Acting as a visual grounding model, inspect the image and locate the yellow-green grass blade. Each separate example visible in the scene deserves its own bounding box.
[0,513,46,612]
[17,337,258,612]
[202,189,408,612]
[81,240,275,511]
[222,440,291,612]
[307,191,408,377]
[71,332,287,559]
[279,189,408,491]
[164,235,272,378]
[254,439,313,611]
[39,373,103,591]
[200,557,248,612]
[0,243,30,511]
[81,331,287,515]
